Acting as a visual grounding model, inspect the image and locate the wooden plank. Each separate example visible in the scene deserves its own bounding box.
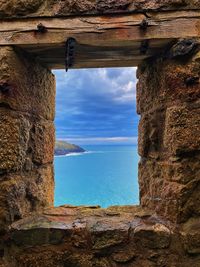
[45,60,141,69]
[0,11,199,69]
[30,39,172,69]
[0,11,199,46]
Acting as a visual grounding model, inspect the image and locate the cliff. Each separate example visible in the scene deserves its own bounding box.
[55,141,85,156]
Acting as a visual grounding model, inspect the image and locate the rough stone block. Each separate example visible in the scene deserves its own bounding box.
[181,218,200,255]
[111,249,136,263]
[0,0,43,17]
[90,218,130,250]
[139,159,200,223]
[32,121,55,165]
[0,47,55,120]
[133,223,171,249]
[0,110,30,173]
[0,165,54,231]
[138,110,165,159]
[164,157,200,184]
[26,164,54,209]
[137,55,200,113]
[164,105,200,156]
[53,0,96,16]
[139,159,166,212]
[137,59,165,114]
[138,114,149,156]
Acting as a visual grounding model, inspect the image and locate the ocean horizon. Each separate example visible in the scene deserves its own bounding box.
[54,144,139,207]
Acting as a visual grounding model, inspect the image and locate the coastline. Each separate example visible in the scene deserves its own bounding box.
[54,151,89,157]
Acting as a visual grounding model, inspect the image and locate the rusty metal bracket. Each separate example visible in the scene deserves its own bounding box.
[140,40,149,55]
[139,19,149,31]
[65,38,76,72]
[37,23,47,33]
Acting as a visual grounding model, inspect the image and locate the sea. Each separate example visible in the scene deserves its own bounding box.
[54,145,139,207]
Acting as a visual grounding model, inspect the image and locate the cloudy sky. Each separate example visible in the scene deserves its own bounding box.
[54,67,138,145]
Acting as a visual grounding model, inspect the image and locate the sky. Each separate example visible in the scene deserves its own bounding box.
[54,67,139,145]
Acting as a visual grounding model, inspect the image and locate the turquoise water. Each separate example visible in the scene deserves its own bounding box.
[54,145,139,207]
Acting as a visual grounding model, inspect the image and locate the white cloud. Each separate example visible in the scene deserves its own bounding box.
[53,67,139,142]
[54,67,137,105]
[60,136,138,145]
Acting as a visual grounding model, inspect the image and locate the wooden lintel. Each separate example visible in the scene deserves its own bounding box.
[0,11,199,69]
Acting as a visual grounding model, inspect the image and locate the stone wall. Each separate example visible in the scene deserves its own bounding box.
[0,0,200,18]
[137,40,200,224]
[3,205,200,267]
[0,47,55,262]
[0,40,198,266]
[0,1,199,265]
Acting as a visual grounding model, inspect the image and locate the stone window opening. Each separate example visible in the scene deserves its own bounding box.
[0,2,199,263]
[0,41,200,266]
[53,67,140,208]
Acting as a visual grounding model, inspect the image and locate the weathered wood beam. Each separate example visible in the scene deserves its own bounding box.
[0,11,199,69]
[31,39,172,69]
[0,11,199,46]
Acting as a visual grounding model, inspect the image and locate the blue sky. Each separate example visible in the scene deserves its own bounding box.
[54,67,138,145]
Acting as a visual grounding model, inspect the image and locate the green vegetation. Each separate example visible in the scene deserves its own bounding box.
[55,141,85,156]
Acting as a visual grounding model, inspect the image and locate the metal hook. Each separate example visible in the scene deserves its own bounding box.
[65,38,76,72]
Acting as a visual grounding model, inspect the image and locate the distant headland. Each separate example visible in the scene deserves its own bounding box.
[55,141,86,156]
